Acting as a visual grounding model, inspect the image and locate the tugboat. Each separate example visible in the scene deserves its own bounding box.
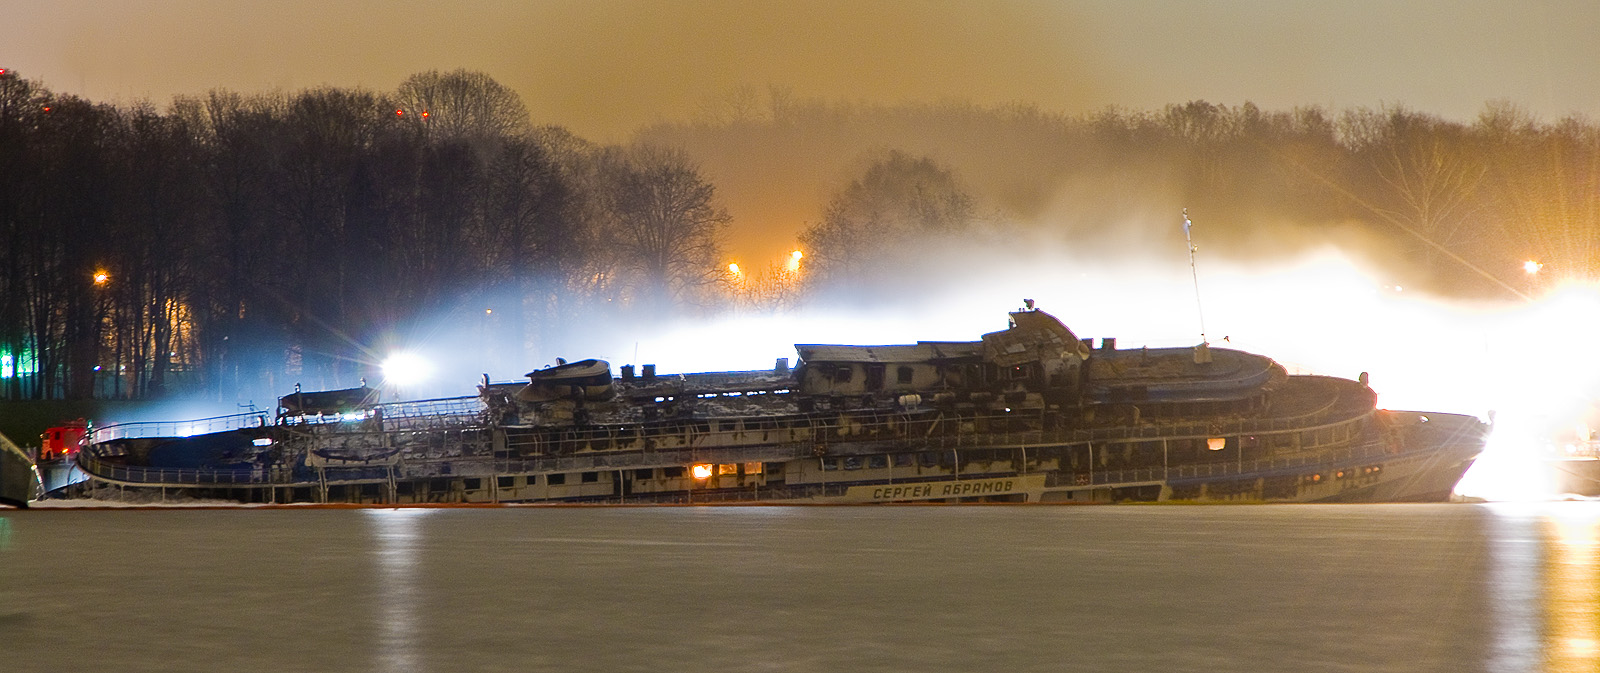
[68,306,1489,505]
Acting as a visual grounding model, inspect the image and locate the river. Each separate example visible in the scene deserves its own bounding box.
[1,502,1596,672]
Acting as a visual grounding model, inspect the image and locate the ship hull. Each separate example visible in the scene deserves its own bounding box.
[66,410,1486,506]
[1,440,41,508]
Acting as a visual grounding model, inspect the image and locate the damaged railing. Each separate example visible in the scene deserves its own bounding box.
[76,451,268,486]
[89,412,271,444]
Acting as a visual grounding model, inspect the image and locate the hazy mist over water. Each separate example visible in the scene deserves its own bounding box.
[2,503,1597,672]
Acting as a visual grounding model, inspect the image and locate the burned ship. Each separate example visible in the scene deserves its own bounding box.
[65,307,1488,505]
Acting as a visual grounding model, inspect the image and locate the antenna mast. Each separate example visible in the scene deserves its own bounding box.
[1183,208,1208,346]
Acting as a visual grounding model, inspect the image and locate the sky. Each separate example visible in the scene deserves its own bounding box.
[3,0,1598,143]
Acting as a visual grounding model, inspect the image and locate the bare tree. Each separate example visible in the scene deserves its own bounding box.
[597,145,729,311]
[395,69,531,146]
[1339,107,1488,274]
[800,150,975,287]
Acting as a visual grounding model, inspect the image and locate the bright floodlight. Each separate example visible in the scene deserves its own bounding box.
[1524,260,1542,275]
[727,262,741,275]
[382,352,433,386]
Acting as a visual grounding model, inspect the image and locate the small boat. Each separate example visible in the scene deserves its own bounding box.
[517,359,617,403]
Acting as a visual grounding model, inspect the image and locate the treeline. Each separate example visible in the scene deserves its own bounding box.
[6,70,1600,402]
[648,92,1600,297]
[0,69,728,401]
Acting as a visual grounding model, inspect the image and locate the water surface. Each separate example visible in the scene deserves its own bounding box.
[1,503,1595,673]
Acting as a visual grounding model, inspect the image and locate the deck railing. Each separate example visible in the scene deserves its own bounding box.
[76,451,266,486]
[89,412,271,444]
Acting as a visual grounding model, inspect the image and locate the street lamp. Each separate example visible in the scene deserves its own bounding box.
[1524,260,1544,297]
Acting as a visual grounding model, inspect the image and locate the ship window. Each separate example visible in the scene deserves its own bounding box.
[866,365,886,391]
[634,468,653,480]
[895,453,914,467]
[743,462,764,475]
[821,458,839,471]
[464,478,482,490]
[919,452,940,467]
[581,471,600,483]
[717,463,739,476]
[844,457,863,470]
[834,366,853,383]
[497,476,514,488]
[897,366,914,384]
[663,466,685,478]
[719,420,736,432]
[548,473,567,485]
[868,455,888,469]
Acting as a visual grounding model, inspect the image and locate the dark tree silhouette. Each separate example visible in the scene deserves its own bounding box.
[800,150,975,287]
[596,145,729,311]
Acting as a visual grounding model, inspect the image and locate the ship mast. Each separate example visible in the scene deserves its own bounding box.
[1183,209,1212,363]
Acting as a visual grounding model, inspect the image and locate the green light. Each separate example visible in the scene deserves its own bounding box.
[0,349,38,379]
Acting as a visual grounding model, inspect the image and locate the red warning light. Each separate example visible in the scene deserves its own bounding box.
[421,110,430,119]
[395,109,404,117]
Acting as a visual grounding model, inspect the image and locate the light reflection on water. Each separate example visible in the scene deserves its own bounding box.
[1488,502,1600,673]
[1,504,1598,672]
[1487,505,1542,671]
[1545,504,1600,672]
[368,508,432,673]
